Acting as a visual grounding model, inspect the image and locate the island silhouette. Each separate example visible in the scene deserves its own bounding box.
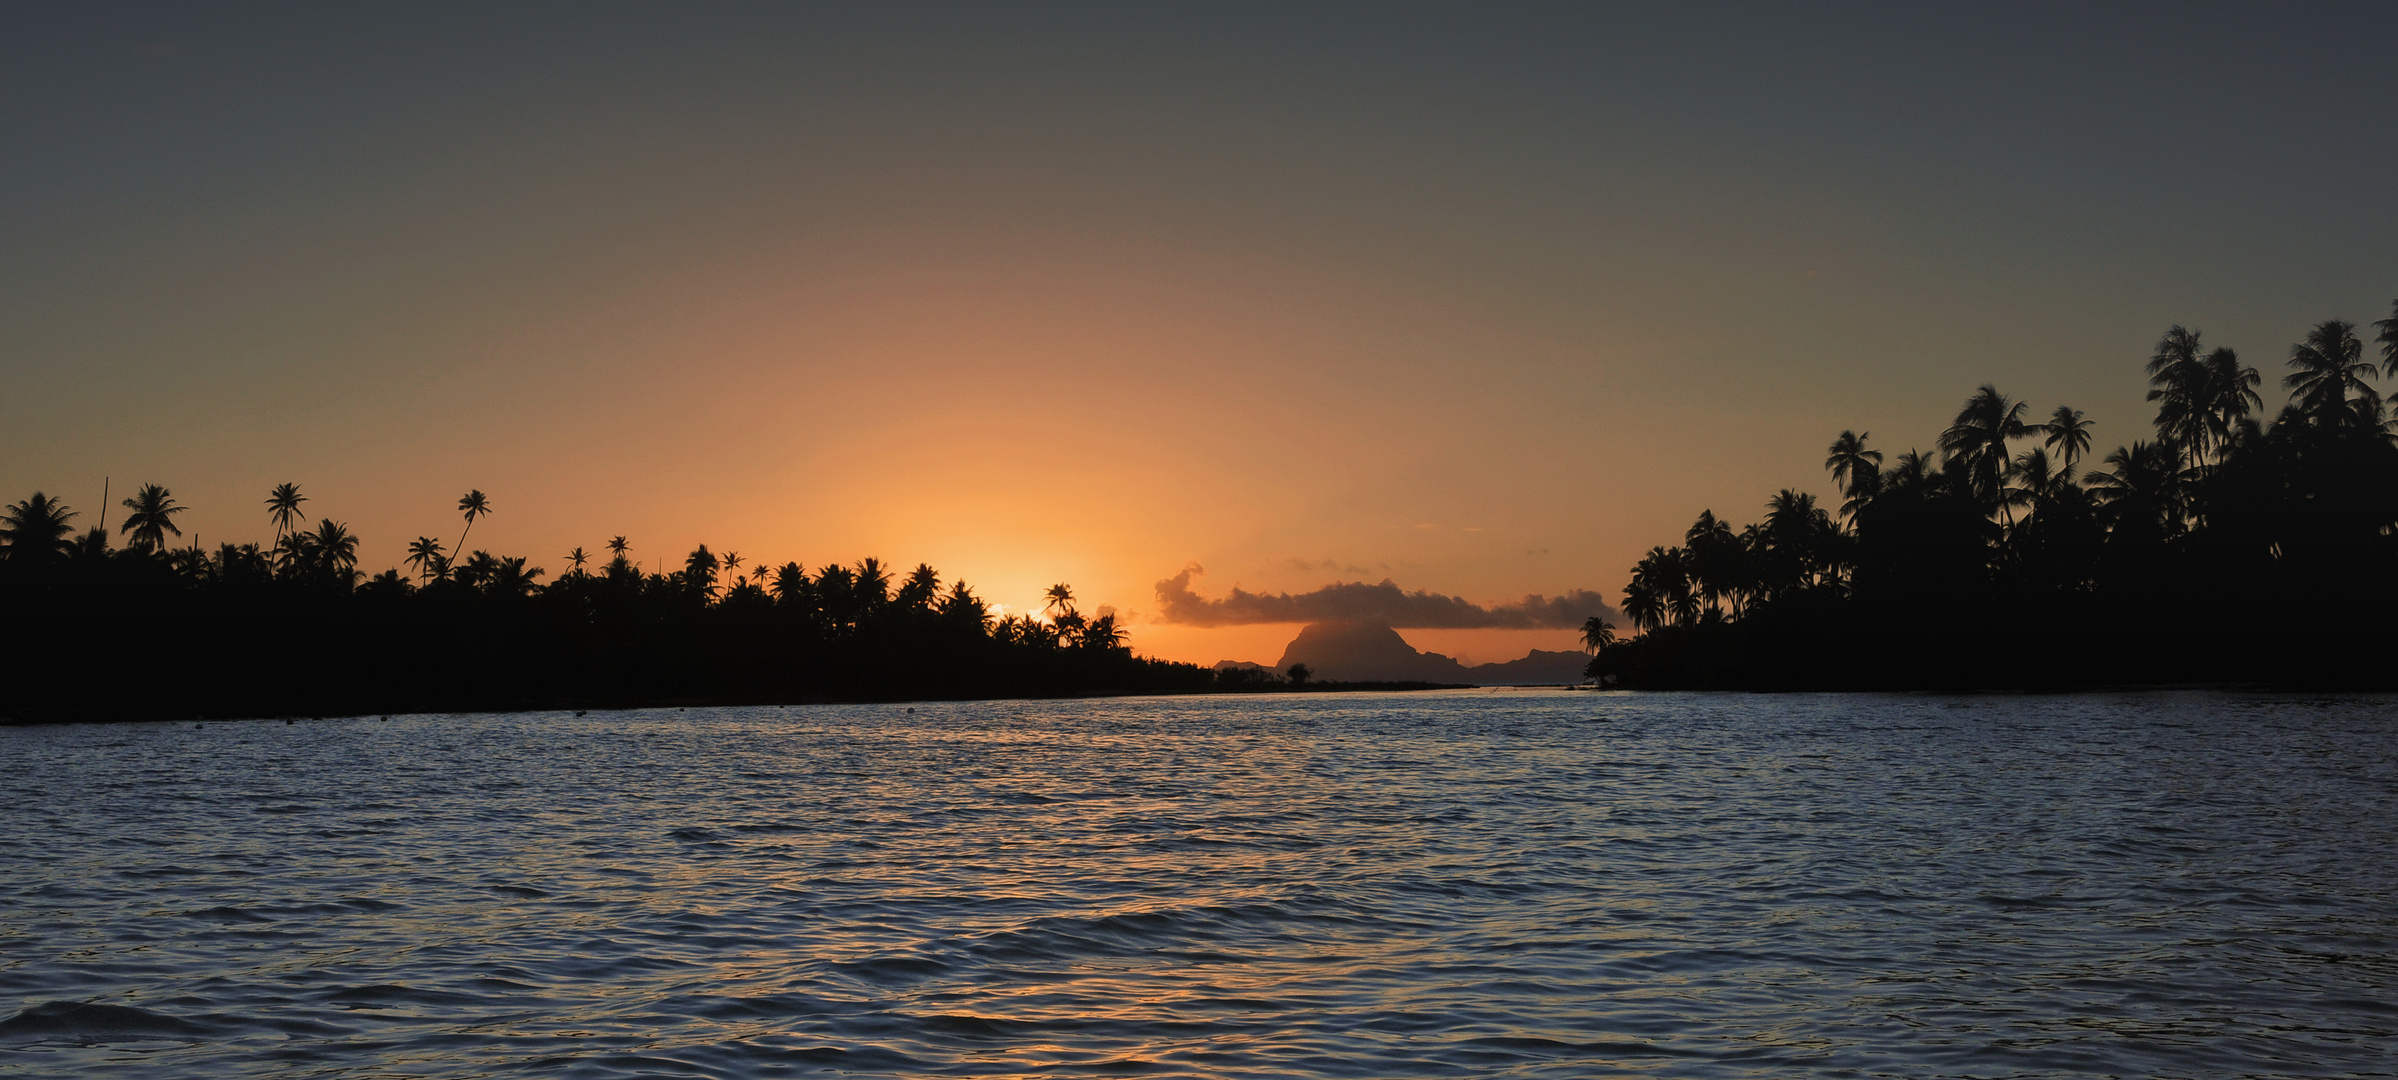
[7,305,2397,718]
[1588,308,2398,689]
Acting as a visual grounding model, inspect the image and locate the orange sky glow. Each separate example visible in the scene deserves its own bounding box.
[4,7,2392,666]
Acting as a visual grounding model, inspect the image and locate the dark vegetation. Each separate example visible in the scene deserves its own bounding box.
[1,488,1327,721]
[1587,304,2398,690]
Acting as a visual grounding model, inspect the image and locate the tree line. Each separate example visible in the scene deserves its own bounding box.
[0,485,1245,721]
[1585,302,2398,689]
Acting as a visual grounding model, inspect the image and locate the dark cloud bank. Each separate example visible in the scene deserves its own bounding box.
[1154,565,1619,629]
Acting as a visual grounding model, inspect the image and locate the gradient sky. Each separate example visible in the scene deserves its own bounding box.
[7,3,2394,666]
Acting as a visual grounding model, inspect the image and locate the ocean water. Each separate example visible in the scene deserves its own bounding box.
[2,691,2394,1078]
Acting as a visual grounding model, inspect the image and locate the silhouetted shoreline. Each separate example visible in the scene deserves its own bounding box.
[0,486,1492,723]
[1586,307,2398,691]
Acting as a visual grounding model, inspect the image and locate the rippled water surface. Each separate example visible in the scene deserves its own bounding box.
[5,691,2396,1078]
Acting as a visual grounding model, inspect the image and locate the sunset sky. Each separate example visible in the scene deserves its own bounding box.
[6,3,2394,666]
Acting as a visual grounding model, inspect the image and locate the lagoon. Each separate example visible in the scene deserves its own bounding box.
[3,691,2394,1077]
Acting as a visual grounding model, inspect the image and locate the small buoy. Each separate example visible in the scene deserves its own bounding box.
[194,722,202,729]
[906,707,915,713]
[286,718,295,725]
[380,716,390,721]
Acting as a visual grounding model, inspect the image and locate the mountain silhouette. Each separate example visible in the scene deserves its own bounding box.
[1267,620,1587,684]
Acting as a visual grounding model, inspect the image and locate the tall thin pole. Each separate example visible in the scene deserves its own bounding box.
[97,477,109,533]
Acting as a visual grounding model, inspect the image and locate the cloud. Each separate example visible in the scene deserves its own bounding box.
[1154,564,1619,629]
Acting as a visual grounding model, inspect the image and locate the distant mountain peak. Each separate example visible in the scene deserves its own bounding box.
[1270,620,1586,684]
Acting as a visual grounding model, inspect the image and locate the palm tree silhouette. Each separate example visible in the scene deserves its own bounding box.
[1,493,78,562]
[896,563,941,610]
[2147,327,2263,471]
[2374,298,2398,377]
[2286,320,2381,428]
[607,535,629,559]
[2088,441,2185,539]
[1940,386,2033,518]
[453,550,500,590]
[2196,347,2261,463]
[2147,326,2209,458]
[770,561,806,602]
[265,482,308,549]
[454,490,492,558]
[1824,431,1882,512]
[1626,546,1697,627]
[1043,583,1076,617]
[1620,579,1663,634]
[309,519,361,585]
[1683,510,1743,616]
[405,536,447,582]
[487,556,544,598]
[2042,406,2094,470]
[118,483,188,553]
[1882,449,1936,495]
[684,545,720,600]
[1580,616,1617,653]
[566,547,589,576]
[273,529,317,579]
[2003,445,2069,521]
[1081,612,1127,651]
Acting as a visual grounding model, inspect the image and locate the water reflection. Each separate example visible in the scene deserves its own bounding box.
[2,692,2394,1077]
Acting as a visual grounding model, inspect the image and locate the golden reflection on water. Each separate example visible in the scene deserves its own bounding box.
[3,693,2396,1077]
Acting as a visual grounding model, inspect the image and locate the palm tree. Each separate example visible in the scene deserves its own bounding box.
[938,580,991,630]
[1683,510,1744,616]
[1824,431,1883,511]
[274,529,318,579]
[607,535,629,559]
[1626,546,1697,627]
[2042,406,2094,470]
[1081,612,1127,651]
[117,483,188,553]
[2088,441,2185,540]
[1761,490,1829,596]
[1940,385,2034,517]
[2285,320,2381,429]
[721,550,742,586]
[310,519,361,585]
[2148,327,2263,471]
[2004,446,2068,522]
[1,493,78,562]
[1043,582,1076,618]
[2147,326,2209,460]
[486,556,544,598]
[2375,298,2398,378]
[265,482,308,549]
[1882,449,1936,495]
[565,547,589,576]
[453,550,500,590]
[770,561,807,602]
[454,490,492,557]
[405,536,447,582]
[1619,580,1664,634]
[2196,347,2262,461]
[854,558,891,614]
[1580,616,1617,653]
[684,545,719,600]
[896,563,941,610]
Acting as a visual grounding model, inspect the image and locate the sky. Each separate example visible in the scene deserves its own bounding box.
[5,2,2395,666]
